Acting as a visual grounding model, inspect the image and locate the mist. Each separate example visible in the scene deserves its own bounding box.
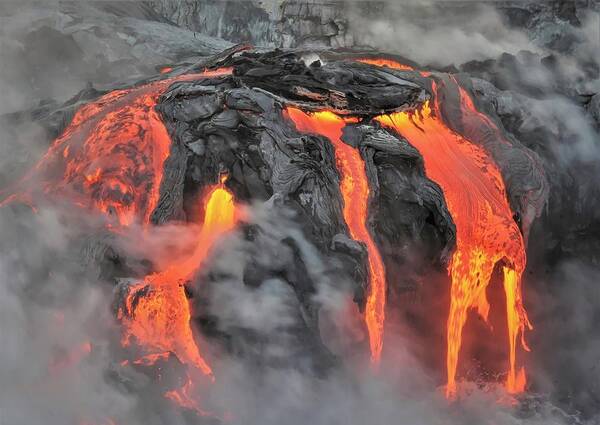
[349,1,539,68]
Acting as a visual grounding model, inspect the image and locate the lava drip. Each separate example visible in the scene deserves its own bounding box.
[284,108,387,364]
[375,87,531,397]
[118,178,238,412]
[0,67,233,226]
[451,79,534,394]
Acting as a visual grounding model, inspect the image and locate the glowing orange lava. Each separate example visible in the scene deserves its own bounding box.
[376,89,531,397]
[0,66,235,415]
[118,179,237,412]
[356,58,414,71]
[502,266,529,393]
[0,67,233,226]
[284,107,387,364]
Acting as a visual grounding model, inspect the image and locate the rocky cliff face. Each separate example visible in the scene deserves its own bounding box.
[146,0,357,48]
[146,0,597,53]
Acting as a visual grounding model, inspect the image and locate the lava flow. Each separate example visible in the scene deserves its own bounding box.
[0,67,232,226]
[376,86,531,397]
[118,178,238,412]
[284,107,387,364]
[356,58,414,71]
[0,66,236,412]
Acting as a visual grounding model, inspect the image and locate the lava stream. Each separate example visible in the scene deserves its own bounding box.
[284,107,387,364]
[118,179,237,412]
[376,92,531,397]
[0,66,235,415]
[0,67,233,226]
[356,58,414,71]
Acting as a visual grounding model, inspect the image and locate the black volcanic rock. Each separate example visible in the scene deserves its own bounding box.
[227,50,426,116]
[141,49,462,368]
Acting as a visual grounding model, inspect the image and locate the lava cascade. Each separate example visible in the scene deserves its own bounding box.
[375,89,531,397]
[284,107,387,364]
[0,68,232,226]
[359,56,532,396]
[0,67,236,413]
[0,48,536,404]
[118,180,237,412]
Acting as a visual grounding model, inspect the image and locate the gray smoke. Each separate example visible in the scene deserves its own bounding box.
[0,205,139,425]
[188,201,573,425]
[349,1,539,67]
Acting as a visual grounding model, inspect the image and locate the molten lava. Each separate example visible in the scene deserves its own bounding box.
[356,58,414,71]
[0,65,236,413]
[118,179,237,412]
[0,48,535,403]
[375,88,531,397]
[284,107,387,364]
[502,266,529,393]
[0,67,233,226]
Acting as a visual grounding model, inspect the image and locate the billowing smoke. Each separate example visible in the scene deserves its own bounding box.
[0,205,138,425]
[526,261,600,420]
[349,0,539,67]
[0,196,569,425]
[178,201,572,425]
